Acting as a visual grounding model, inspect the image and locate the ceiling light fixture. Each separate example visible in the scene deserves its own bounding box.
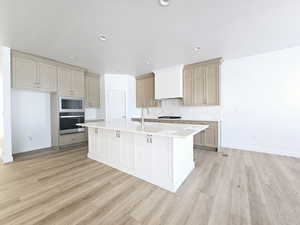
[159,0,170,7]
[98,35,107,41]
[194,47,201,52]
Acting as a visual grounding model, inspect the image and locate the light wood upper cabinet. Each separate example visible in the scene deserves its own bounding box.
[136,73,160,108]
[12,56,58,92]
[12,57,37,89]
[37,62,58,91]
[71,70,85,97]
[58,68,85,97]
[183,58,222,106]
[85,73,100,108]
[58,68,73,96]
[12,50,85,94]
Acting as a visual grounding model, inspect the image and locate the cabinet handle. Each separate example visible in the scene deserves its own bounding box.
[146,135,152,144]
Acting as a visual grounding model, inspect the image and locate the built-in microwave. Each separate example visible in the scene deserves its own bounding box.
[59,97,84,112]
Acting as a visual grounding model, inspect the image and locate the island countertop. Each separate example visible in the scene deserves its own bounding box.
[78,119,208,138]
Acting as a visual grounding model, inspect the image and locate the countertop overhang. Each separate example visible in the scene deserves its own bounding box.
[78,120,208,138]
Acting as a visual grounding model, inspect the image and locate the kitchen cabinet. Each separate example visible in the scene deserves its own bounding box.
[12,57,37,89]
[192,121,218,148]
[151,135,173,188]
[88,128,107,162]
[12,56,58,92]
[84,122,200,192]
[135,134,153,181]
[37,62,58,91]
[58,68,85,97]
[120,132,135,174]
[135,134,172,188]
[12,50,85,95]
[85,73,100,108]
[59,132,87,146]
[183,58,222,106]
[136,73,160,108]
[106,130,121,166]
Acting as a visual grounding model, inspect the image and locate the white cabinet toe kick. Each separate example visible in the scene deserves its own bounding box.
[87,127,196,192]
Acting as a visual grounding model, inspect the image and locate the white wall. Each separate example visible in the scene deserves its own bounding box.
[0,47,3,159]
[12,89,52,153]
[1,47,13,162]
[221,46,300,158]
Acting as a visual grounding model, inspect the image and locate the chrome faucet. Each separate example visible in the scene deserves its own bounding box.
[141,108,145,129]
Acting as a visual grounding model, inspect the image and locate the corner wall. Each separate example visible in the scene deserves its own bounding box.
[221,46,300,158]
[1,47,13,162]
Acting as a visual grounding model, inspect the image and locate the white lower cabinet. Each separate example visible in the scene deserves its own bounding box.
[95,128,107,162]
[135,134,153,181]
[120,132,135,174]
[151,136,173,189]
[135,134,173,189]
[88,129,186,192]
[106,130,121,166]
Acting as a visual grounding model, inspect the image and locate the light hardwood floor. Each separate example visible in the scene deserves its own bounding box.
[1,146,300,225]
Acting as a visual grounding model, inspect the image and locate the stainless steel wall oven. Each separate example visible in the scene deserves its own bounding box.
[59,97,85,134]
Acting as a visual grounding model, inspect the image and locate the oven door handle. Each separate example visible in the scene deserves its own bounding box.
[60,116,85,118]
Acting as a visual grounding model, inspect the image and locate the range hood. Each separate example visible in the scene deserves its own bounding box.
[154,64,184,99]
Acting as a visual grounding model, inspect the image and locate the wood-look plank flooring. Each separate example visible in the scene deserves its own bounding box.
[1,146,300,225]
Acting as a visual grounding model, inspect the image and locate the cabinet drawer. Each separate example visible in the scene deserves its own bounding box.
[59,132,87,146]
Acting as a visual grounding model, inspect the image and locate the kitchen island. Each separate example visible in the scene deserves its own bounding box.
[78,120,208,192]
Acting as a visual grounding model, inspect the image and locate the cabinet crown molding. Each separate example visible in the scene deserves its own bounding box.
[184,57,223,69]
[12,49,86,72]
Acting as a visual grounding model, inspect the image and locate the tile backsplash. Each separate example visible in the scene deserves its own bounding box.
[146,99,222,121]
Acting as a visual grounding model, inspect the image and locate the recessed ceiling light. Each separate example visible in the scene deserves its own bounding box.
[194,47,201,52]
[159,0,170,6]
[98,35,107,41]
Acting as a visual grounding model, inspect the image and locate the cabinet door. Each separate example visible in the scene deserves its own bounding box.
[85,75,100,108]
[194,130,206,146]
[88,128,96,156]
[12,57,37,89]
[95,128,108,162]
[204,122,218,147]
[135,134,152,181]
[58,68,73,96]
[152,136,173,188]
[193,66,206,105]
[106,130,121,166]
[120,132,135,173]
[144,76,159,107]
[136,79,145,107]
[206,63,219,105]
[72,71,85,97]
[183,68,193,105]
[38,62,58,91]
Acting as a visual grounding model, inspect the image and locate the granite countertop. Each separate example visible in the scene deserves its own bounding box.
[78,120,208,138]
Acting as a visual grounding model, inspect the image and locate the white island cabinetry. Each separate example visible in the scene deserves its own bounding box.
[81,120,208,192]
